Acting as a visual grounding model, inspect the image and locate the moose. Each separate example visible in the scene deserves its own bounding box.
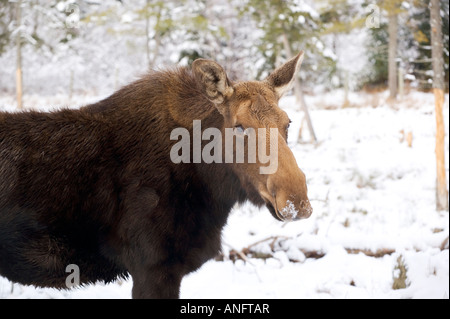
[0,52,312,298]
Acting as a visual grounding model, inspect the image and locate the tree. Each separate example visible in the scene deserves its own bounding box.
[387,3,398,100]
[241,0,335,82]
[241,0,328,143]
[430,0,448,211]
[15,0,23,109]
[1,0,85,99]
[407,0,449,91]
[319,0,368,102]
[378,0,405,100]
[0,0,15,55]
[136,0,178,69]
[176,0,228,66]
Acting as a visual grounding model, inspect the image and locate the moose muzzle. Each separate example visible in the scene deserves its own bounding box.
[261,135,312,222]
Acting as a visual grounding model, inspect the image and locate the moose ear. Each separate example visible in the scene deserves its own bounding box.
[265,51,304,98]
[192,59,234,106]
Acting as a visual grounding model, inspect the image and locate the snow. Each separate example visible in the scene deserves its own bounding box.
[0,90,448,299]
[280,200,299,220]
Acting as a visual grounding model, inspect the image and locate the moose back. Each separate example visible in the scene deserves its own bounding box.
[0,53,312,298]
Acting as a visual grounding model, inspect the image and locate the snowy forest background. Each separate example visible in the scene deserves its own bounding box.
[0,0,449,299]
[0,0,448,96]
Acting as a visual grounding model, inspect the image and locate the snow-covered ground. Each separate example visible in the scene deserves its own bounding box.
[0,90,448,299]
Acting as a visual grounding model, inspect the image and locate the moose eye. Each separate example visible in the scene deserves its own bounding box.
[285,120,291,139]
[235,125,245,134]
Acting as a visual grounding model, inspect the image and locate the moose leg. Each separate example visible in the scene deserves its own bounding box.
[119,186,187,298]
[130,264,183,299]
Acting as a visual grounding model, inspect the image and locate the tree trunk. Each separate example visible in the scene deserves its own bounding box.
[152,30,161,69]
[430,0,448,211]
[16,0,23,110]
[281,33,317,143]
[145,0,151,69]
[147,2,162,70]
[388,10,398,100]
[398,66,404,100]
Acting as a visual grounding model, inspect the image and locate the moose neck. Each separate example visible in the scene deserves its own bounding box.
[102,67,250,214]
[163,68,249,212]
[195,112,249,211]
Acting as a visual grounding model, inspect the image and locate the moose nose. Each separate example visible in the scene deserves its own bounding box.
[266,149,312,221]
[275,194,313,221]
[264,132,312,222]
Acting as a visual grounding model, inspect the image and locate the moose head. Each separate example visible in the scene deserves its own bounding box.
[191,52,312,221]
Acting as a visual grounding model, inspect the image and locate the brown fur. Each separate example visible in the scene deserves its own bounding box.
[0,52,311,298]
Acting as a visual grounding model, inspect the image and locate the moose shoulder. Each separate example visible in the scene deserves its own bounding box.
[0,52,312,298]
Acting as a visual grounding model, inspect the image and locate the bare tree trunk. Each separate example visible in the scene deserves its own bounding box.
[388,10,398,100]
[152,30,161,69]
[430,0,448,211]
[147,2,162,70]
[343,70,349,107]
[398,66,404,100]
[281,33,317,143]
[145,0,151,69]
[16,0,23,110]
